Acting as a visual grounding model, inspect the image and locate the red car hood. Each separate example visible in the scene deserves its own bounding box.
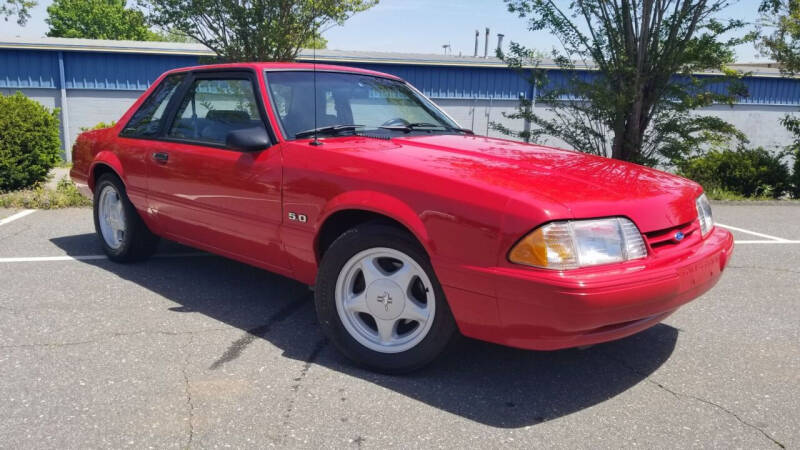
[388,134,702,233]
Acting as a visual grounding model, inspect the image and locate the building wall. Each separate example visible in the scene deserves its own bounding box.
[432,98,525,139]
[65,90,141,143]
[700,104,796,150]
[2,45,800,159]
[433,98,797,151]
[1,87,140,149]
[0,87,58,108]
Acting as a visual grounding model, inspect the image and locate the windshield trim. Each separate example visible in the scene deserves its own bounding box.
[263,67,401,81]
[263,69,462,142]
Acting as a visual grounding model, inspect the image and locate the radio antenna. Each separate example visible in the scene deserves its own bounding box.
[310,1,322,146]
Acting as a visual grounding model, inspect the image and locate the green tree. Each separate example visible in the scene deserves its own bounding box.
[150,28,197,43]
[758,0,800,74]
[305,33,328,50]
[758,0,800,197]
[46,0,157,40]
[138,0,376,61]
[1,0,36,25]
[496,0,750,166]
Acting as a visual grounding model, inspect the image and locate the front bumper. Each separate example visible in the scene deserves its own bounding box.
[442,226,734,350]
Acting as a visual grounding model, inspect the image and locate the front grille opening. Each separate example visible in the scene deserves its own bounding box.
[644,221,697,250]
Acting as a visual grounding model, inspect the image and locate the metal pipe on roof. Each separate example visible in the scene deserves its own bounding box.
[496,34,504,55]
[474,30,479,57]
[484,28,489,58]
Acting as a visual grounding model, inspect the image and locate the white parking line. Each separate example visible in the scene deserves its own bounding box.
[716,223,791,242]
[0,209,36,226]
[0,252,211,263]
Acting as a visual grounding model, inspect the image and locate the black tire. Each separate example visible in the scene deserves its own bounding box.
[93,173,159,262]
[315,223,458,373]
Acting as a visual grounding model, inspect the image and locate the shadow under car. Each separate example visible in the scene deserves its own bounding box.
[50,232,678,428]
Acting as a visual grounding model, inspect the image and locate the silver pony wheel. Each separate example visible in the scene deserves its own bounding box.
[97,184,127,250]
[335,247,436,353]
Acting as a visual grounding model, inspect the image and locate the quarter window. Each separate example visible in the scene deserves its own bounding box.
[168,78,263,145]
[121,74,184,138]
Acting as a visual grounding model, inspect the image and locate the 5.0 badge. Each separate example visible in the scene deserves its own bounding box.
[288,212,307,223]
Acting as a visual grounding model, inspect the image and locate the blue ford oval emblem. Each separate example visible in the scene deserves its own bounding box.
[674,231,685,241]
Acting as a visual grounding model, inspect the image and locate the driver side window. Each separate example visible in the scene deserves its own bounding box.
[167,78,264,145]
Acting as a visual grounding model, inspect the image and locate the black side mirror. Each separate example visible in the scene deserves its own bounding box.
[226,126,271,152]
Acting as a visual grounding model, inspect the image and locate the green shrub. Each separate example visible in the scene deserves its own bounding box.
[80,120,116,132]
[678,147,790,199]
[0,92,62,191]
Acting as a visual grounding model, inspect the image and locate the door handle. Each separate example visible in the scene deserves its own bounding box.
[152,152,169,163]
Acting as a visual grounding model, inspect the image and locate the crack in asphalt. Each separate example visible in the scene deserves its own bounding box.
[0,327,230,350]
[181,335,196,450]
[0,224,33,243]
[601,351,785,449]
[281,338,328,444]
[208,295,311,370]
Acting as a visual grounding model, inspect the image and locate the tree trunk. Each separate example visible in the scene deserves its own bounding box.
[612,93,646,161]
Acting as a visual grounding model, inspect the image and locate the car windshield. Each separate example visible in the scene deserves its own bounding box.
[264,71,460,139]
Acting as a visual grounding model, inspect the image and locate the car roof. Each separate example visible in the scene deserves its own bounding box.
[162,62,402,81]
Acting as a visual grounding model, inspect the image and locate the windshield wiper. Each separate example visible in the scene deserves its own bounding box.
[450,127,474,135]
[379,122,445,132]
[295,124,363,139]
[379,122,474,135]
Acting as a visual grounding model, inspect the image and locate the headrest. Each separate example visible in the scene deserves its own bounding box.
[205,110,250,123]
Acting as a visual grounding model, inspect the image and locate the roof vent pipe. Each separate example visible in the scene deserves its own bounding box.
[484,27,490,58]
[474,30,479,57]
[496,33,504,56]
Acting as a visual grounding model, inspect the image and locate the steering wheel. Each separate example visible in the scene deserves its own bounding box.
[381,118,410,127]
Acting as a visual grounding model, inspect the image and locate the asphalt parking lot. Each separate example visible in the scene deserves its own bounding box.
[1,205,798,449]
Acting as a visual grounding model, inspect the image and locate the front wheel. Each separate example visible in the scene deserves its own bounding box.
[315,224,457,373]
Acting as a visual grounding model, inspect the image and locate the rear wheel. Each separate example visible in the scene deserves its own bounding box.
[315,224,457,373]
[93,174,159,262]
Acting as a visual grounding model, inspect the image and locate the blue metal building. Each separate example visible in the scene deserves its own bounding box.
[1,36,797,159]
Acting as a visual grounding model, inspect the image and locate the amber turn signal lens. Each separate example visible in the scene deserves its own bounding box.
[509,227,548,267]
[508,221,578,269]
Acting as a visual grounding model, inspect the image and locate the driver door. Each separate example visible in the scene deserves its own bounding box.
[146,70,289,272]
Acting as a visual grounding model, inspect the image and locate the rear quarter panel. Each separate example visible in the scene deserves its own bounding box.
[70,127,117,193]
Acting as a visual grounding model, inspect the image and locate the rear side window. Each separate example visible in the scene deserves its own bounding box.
[167,78,263,145]
[120,74,185,138]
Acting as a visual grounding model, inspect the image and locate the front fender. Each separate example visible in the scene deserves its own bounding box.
[284,190,431,286]
[318,190,433,254]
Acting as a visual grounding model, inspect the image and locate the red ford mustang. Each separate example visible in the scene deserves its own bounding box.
[71,62,734,372]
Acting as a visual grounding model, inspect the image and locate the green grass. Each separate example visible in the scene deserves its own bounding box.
[703,187,800,201]
[704,187,764,201]
[0,177,91,209]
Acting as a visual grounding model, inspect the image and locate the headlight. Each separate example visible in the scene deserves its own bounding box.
[509,217,647,270]
[696,193,713,237]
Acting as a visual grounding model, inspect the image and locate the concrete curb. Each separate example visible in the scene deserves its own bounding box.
[711,200,800,206]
